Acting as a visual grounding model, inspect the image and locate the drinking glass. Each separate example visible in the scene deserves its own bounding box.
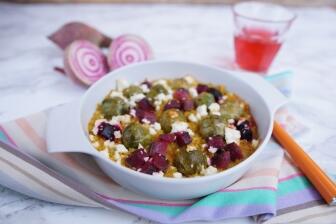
[232,1,296,74]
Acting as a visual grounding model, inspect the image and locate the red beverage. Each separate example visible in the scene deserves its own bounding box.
[234,28,282,73]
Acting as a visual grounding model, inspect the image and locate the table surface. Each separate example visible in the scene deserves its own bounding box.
[1,3,336,224]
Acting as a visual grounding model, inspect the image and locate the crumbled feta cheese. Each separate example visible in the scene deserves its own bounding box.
[115,144,128,153]
[110,114,131,125]
[130,109,136,117]
[208,103,220,115]
[196,105,208,118]
[114,131,121,139]
[110,91,126,100]
[202,166,218,176]
[187,129,194,136]
[225,127,241,144]
[153,122,161,131]
[138,144,144,149]
[208,146,218,154]
[142,118,151,124]
[188,113,198,122]
[173,172,183,178]
[99,148,109,158]
[152,171,164,177]
[171,121,189,133]
[202,144,207,148]
[140,84,150,93]
[186,145,197,152]
[189,87,198,98]
[207,157,211,165]
[116,79,129,91]
[149,127,157,135]
[92,141,100,148]
[129,93,146,107]
[228,119,235,124]
[252,139,259,148]
[184,76,194,84]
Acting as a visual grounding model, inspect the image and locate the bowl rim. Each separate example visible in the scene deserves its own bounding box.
[80,60,274,184]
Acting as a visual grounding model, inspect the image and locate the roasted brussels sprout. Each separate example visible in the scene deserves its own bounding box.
[147,84,168,100]
[195,92,215,107]
[220,101,243,120]
[122,85,143,98]
[160,109,186,133]
[170,78,189,89]
[199,115,226,138]
[101,97,129,119]
[122,123,151,148]
[174,150,207,176]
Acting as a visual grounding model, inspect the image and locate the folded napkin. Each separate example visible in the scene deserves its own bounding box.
[0,72,334,223]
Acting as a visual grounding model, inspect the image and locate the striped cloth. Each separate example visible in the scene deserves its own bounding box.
[0,72,334,223]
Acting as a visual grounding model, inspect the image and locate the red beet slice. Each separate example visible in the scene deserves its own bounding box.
[97,122,121,141]
[175,132,192,146]
[48,22,112,49]
[137,98,155,111]
[107,34,153,70]
[181,98,194,111]
[149,141,168,156]
[207,135,225,149]
[164,99,181,110]
[236,120,253,141]
[151,153,168,171]
[136,109,156,124]
[64,40,109,86]
[224,142,243,161]
[196,84,209,94]
[173,88,190,101]
[125,148,149,170]
[139,162,157,174]
[211,150,231,169]
[159,133,176,143]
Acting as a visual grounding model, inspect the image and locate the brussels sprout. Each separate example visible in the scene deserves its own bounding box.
[174,150,207,176]
[122,85,143,98]
[199,115,226,138]
[170,78,189,89]
[147,84,168,100]
[220,101,243,120]
[195,92,215,107]
[101,97,129,119]
[160,109,186,133]
[122,123,151,148]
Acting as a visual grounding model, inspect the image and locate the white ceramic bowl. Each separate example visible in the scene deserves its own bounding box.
[47,60,286,200]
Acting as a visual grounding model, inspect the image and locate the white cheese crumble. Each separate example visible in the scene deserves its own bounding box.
[196,105,208,118]
[208,103,220,115]
[188,113,198,122]
[114,131,121,139]
[184,76,194,84]
[186,145,197,152]
[138,143,144,149]
[252,139,259,148]
[116,79,129,91]
[225,127,241,144]
[171,121,189,133]
[99,148,110,158]
[115,144,128,153]
[189,87,198,98]
[130,109,136,117]
[173,172,183,178]
[110,114,131,125]
[110,91,126,100]
[153,122,161,131]
[152,171,164,177]
[228,119,235,124]
[129,93,146,107]
[142,118,151,124]
[140,84,150,93]
[149,127,157,135]
[202,166,218,176]
[208,146,218,154]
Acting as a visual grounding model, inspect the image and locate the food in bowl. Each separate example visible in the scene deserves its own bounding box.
[88,76,259,178]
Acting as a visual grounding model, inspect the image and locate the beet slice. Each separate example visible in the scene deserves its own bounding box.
[97,122,121,141]
[211,150,231,169]
[159,133,176,143]
[107,34,153,70]
[181,98,194,111]
[207,135,225,149]
[224,142,243,161]
[125,148,149,170]
[48,22,112,49]
[164,99,181,110]
[137,98,155,111]
[173,88,190,101]
[151,153,168,171]
[135,108,156,124]
[149,141,168,156]
[64,40,109,86]
[236,120,253,141]
[196,84,209,94]
[175,132,192,146]
[139,162,157,174]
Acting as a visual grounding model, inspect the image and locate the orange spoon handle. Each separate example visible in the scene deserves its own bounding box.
[273,121,336,205]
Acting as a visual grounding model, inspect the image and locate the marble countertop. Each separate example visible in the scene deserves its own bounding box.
[0,2,336,224]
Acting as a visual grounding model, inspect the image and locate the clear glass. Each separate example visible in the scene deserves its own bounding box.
[232,1,296,74]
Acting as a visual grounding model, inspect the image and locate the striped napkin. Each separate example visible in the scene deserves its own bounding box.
[0,72,334,223]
